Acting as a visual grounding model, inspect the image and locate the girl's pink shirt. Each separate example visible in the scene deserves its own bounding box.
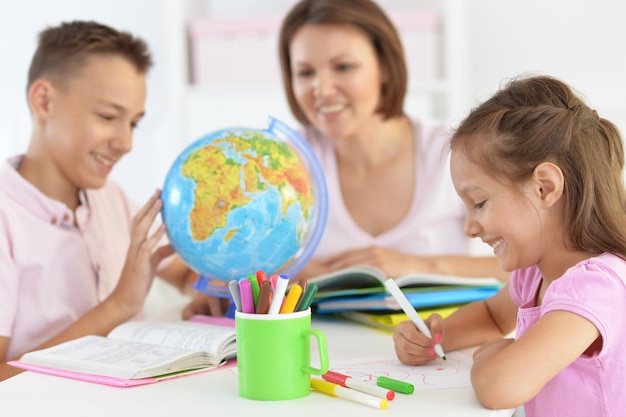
[0,156,138,360]
[510,252,626,417]
[303,117,469,259]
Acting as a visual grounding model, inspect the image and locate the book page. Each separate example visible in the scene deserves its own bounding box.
[307,265,386,291]
[108,321,236,358]
[396,273,501,288]
[18,335,205,379]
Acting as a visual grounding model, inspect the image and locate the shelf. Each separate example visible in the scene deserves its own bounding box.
[173,0,466,144]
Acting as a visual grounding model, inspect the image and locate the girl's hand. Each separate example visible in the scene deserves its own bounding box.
[109,190,174,318]
[393,313,445,365]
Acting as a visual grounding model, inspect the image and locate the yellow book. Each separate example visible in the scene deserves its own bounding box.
[339,305,460,333]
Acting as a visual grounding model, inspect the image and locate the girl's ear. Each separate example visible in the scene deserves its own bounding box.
[533,162,564,208]
[28,79,54,120]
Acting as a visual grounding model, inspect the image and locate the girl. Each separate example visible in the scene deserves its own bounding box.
[393,75,626,416]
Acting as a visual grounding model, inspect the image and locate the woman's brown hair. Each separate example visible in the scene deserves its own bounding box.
[278,0,407,125]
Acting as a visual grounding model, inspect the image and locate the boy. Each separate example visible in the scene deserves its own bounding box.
[0,20,227,381]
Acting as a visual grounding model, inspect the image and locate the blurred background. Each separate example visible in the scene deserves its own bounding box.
[1,0,624,206]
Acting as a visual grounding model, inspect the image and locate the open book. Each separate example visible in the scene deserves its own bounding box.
[9,319,236,387]
[308,264,501,292]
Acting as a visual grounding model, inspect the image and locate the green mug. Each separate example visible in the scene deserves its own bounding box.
[235,308,329,400]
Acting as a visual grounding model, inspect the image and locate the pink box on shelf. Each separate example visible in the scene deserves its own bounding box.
[389,11,441,81]
[187,10,440,87]
[188,15,284,86]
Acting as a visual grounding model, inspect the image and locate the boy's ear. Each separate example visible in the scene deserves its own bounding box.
[28,79,54,120]
[533,162,564,208]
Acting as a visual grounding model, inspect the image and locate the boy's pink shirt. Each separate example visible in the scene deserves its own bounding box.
[0,155,137,360]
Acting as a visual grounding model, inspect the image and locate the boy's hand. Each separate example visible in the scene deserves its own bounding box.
[109,190,173,319]
[393,313,444,365]
[181,293,231,319]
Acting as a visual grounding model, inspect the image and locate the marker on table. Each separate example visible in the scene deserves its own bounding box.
[384,278,447,361]
[311,378,388,410]
[268,275,289,315]
[322,370,395,400]
[279,284,303,314]
[376,376,414,394]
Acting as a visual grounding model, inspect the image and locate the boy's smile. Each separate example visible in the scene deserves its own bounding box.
[24,54,147,209]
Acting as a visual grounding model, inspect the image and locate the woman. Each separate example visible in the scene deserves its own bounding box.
[278,0,507,281]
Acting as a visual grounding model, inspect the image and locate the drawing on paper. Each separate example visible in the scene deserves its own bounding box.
[327,351,472,391]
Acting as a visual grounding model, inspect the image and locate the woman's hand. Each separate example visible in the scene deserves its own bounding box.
[321,246,426,278]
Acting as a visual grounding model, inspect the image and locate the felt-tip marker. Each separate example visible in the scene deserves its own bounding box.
[268,275,289,315]
[384,278,446,360]
[311,378,388,410]
[322,370,395,400]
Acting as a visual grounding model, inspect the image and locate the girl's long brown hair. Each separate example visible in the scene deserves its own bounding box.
[450,75,626,259]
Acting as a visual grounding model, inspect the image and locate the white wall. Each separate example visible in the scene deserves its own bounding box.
[465,0,626,135]
[1,0,625,206]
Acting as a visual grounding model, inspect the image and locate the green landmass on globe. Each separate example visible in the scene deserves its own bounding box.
[181,133,313,245]
[161,120,327,287]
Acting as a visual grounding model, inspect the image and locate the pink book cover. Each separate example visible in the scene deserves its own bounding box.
[8,316,237,387]
[8,359,236,388]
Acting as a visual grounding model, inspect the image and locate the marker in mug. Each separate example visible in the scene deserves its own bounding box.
[255,280,272,314]
[268,275,289,315]
[295,282,318,312]
[239,278,255,314]
[270,274,280,291]
[247,275,260,309]
[228,279,242,312]
[280,284,303,314]
[383,278,446,360]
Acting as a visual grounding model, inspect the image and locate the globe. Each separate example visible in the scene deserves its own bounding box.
[161,117,328,297]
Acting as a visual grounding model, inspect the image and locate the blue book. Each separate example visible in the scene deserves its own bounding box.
[312,285,501,314]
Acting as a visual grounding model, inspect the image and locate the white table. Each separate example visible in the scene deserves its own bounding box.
[0,315,516,417]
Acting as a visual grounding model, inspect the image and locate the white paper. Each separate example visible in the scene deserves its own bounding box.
[322,351,472,391]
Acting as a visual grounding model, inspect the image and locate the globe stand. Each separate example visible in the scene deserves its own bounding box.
[192,275,237,318]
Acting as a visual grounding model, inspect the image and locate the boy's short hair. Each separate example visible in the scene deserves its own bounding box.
[27,20,153,91]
